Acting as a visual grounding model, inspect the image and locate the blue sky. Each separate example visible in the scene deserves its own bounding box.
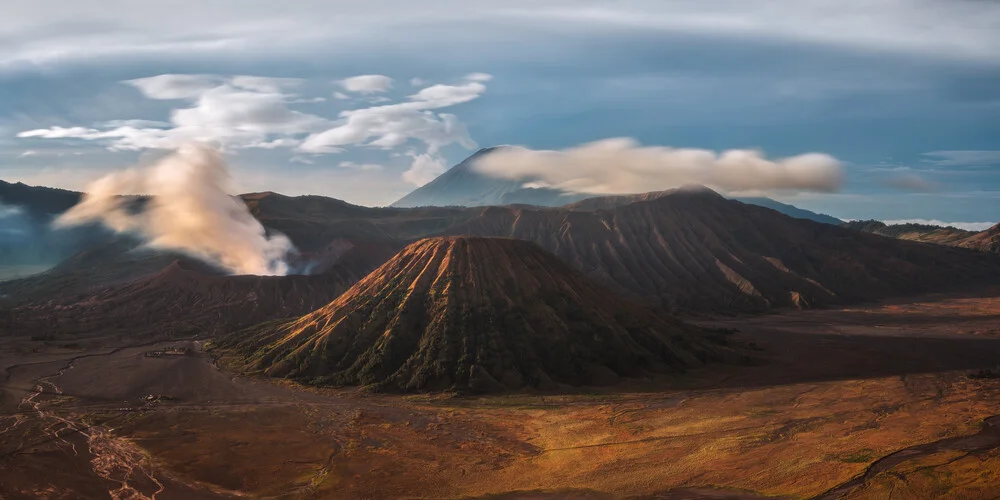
[0,0,998,225]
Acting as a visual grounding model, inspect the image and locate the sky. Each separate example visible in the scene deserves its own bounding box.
[0,0,998,225]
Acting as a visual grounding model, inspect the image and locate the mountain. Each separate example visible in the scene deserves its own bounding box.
[390,147,589,208]
[389,149,843,225]
[0,180,110,266]
[956,223,1000,254]
[436,188,1000,312]
[219,237,728,393]
[12,182,1000,317]
[2,253,378,336]
[731,197,842,225]
[842,220,1000,254]
[0,179,82,220]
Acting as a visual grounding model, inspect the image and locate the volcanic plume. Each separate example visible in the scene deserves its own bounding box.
[55,145,294,276]
[221,237,725,393]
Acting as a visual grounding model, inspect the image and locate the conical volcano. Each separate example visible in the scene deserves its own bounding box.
[222,237,723,393]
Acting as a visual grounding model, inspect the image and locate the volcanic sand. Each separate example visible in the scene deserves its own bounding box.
[5,292,1000,498]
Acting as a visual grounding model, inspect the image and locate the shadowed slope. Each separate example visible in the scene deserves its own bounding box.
[957,223,1000,253]
[439,189,1000,312]
[221,237,726,393]
[2,260,365,337]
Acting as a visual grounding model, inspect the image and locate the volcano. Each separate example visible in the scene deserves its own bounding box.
[2,259,369,337]
[221,237,727,393]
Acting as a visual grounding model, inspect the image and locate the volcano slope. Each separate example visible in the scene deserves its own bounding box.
[2,260,367,337]
[0,238,395,338]
[220,237,733,393]
[440,187,1000,312]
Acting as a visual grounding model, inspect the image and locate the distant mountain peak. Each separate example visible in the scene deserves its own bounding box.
[389,149,844,225]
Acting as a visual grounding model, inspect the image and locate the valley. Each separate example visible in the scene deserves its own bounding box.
[5,291,1000,498]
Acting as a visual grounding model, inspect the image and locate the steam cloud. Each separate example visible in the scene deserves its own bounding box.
[473,138,843,195]
[56,145,294,275]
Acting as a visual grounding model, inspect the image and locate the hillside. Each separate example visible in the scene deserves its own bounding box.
[0,179,81,220]
[220,237,729,393]
[2,257,373,337]
[956,224,1000,253]
[437,188,1000,312]
[731,196,843,225]
[843,220,999,253]
[10,183,1000,317]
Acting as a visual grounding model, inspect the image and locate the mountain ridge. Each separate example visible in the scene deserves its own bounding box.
[218,236,732,393]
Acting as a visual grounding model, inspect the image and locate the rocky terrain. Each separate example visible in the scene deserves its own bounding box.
[439,187,1000,312]
[219,237,734,392]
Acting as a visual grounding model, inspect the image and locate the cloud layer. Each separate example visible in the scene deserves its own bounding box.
[55,145,294,275]
[473,138,843,195]
[18,72,491,187]
[2,1,998,69]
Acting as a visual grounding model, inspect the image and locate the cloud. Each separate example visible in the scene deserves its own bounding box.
[923,150,1000,167]
[55,144,294,275]
[19,126,101,139]
[126,74,222,99]
[409,77,427,87]
[18,150,37,158]
[473,138,843,195]
[338,75,394,94]
[881,219,996,232]
[881,173,941,192]
[100,119,172,128]
[402,154,446,186]
[333,91,350,100]
[300,75,487,185]
[300,80,484,155]
[19,74,329,151]
[2,1,998,70]
[0,202,23,218]
[289,155,316,165]
[19,72,489,188]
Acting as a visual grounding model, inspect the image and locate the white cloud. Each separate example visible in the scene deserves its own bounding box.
[20,71,488,188]
[338,74,394,94]
[100,119,172,128]
[0,203,23,218]
[298,81,484,155]
[333,91,350,100]
[300,77,486,185]
[18,150,37,158]
[18,126,100,139]
[126,74,222,99]
[56,144,294,275]
[409,77,427,87]
[1,1,998,70]
[881,219,996,231]
[464,72,493,82]
[20,74,329,151]
[473,138,843,195]
[402,153,445,186]
[289,155,316,165]
[410,81,487,108]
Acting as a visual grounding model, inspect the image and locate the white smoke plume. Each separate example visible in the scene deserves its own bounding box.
[473,138,844,195]
[56,144,294,276]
